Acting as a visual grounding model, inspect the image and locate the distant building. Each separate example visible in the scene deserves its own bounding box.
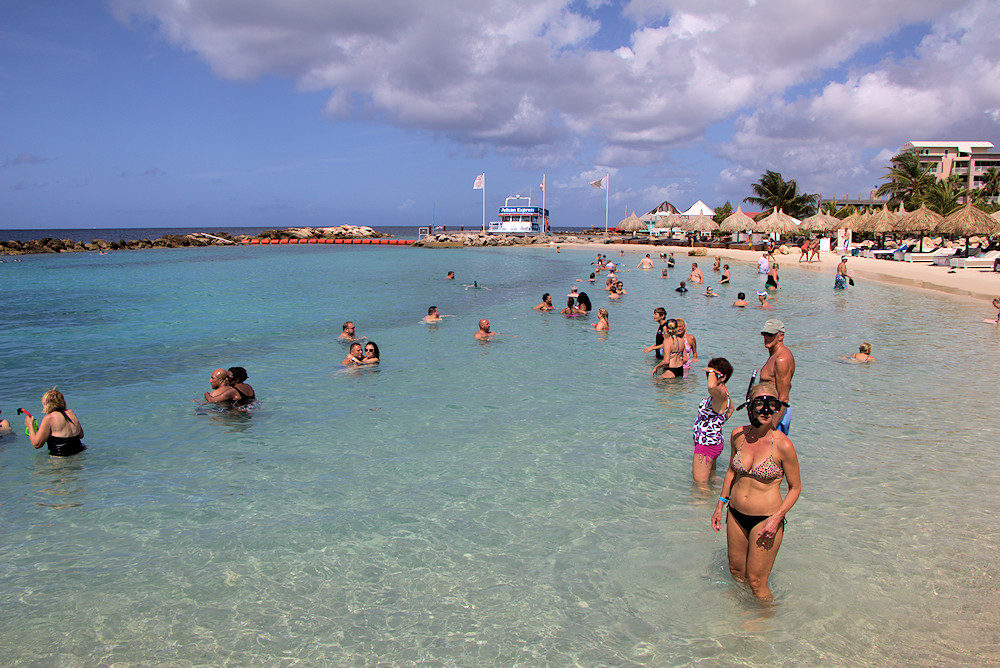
[819,190,889,210]
[901,140,1000,191]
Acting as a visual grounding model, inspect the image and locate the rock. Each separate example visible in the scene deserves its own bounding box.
[688,247,707,256]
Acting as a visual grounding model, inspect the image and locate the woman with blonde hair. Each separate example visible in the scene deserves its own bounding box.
[652,319,687,378]
[593,308,609,331]
[25,387,86,457]
[851,342,875,362]
[676,318,697,372]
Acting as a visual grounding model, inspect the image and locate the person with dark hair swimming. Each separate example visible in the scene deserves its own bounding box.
[711,382,801,601]
[362,341,380,364]
[533,294,554,311]
[342,343,365,366]
[227,367,256,405]
[733,292,748,307]
[25,387,86,457]
[576,292,592,314]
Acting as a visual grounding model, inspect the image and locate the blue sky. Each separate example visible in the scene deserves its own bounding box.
[2,1,998,230]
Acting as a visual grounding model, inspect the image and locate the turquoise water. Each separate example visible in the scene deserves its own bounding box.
[1,245,998,665]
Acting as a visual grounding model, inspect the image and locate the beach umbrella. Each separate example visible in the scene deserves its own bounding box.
[991,210,1000,223]
[679,214,719,234]
[937,203,1000,253]
[719,207,755,233]
[800,212,841,232]
[840,210,866,232]
[647,200,680,216]
[654,213,684,229]
[617,212,646,232]
[754,208,800,236]
[858,205,899,235]
[895,203,943,252]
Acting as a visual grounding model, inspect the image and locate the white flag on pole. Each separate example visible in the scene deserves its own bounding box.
[589,175,608,189]
[539,176,545,192]
[473,173,485,190]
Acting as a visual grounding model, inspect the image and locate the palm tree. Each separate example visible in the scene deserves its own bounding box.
[743,171,818,218]
[874,150,934,209]
[923,176,968,216]
[980,166,1000,201]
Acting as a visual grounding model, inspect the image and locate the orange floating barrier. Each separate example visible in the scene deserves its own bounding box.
[279,238,289,244]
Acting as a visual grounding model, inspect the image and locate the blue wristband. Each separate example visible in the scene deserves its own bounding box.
[719,497,729,504]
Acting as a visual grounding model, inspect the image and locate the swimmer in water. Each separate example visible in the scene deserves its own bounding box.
[705,287,719,297]
[757,291,772,309]
[465,281,490,290]
[533,293,555,311]
[474,318,499,340]
[25,387,86,457]
[733,292,748,307]
[850,342,875,362]
[593,307,609,331]
[362,341,380,364]
[339,321,359,340]
[661,267,670,279]
[985,297,1000,324]
[0,410,11,434]
[561,296,581,316]
[424,305,453,323]
[675,281,688,294]
[446,271,455,280]
[637,254,655,269]
[342,342,365,366]
[720,264,730,284]
[225,366,256,405]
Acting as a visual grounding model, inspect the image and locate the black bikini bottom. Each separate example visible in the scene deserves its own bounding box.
[729,506,785,534]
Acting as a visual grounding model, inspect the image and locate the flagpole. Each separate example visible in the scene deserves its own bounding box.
[541,173,546,238]
[605,173,609,233]
[482,173,486,232]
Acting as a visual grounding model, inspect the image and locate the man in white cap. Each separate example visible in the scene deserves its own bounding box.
[759,318,795,434]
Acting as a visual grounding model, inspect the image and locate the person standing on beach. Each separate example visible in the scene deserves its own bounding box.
[643,307,668,359]
[798,239,810,263]
[834,256,851,289]
[637,254,655,269]
[759,319,795,435]
[809,238,821,262]
[689,263,704,283]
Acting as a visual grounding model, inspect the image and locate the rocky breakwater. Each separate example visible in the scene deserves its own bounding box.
[255,225,387,240]
[413,232,588,248]
[0,233,240,255]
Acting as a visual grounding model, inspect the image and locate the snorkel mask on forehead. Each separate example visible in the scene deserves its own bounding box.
[734,369,790,427]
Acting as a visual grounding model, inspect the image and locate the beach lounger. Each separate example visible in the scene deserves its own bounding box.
[869,248,897,259]
[931,249,961,266]
[890,244,914,261]
[902,247,951,263]
[948,250,1000,269]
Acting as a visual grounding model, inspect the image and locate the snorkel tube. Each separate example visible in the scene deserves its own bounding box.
[735,369,761,427]
[17,408,38,436]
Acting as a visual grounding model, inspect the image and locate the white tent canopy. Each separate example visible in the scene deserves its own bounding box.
[681,200,714,217]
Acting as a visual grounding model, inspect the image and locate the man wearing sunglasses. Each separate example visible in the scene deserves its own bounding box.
[759,319,795,435]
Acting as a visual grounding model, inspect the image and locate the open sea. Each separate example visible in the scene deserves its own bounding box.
[1,242,998,666]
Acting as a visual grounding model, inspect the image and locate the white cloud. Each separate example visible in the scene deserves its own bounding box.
[110,0,999,195]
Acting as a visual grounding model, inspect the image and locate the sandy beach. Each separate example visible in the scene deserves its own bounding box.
[547,240,1000,303]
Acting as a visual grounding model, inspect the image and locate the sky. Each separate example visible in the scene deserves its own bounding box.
[2,0,999,230]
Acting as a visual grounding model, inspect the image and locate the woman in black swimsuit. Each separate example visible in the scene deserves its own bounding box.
[25,387,86,457]
[227,367,256,406]
[711,382,801,601]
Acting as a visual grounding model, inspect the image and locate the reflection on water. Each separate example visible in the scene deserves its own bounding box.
[31,453,87,509]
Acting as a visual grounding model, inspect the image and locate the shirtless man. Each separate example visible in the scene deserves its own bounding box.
[446,271,455,279]
[733,292,748,307]
[759,319,795,435]
[642,307,668,360]
[204,368,240,403]
[637,254,655,269]
[339,321,358,340]
[834,256,851,289]
[474,318,497,340]
[757,291,772,309]
[689,262,704,283]
[424,305,453,322]
[342,342,365,366]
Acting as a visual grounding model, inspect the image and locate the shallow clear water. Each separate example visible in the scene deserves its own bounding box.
[1,245,998,666]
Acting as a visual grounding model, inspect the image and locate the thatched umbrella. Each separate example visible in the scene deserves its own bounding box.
[617,212,646,233]
[680,214,719,234]
[937,203,1000,253]
[858,205,898,235]
[800,212,841,232]
[754,209,800,236]
[647,201,680,215]
[840,210,866,232]
[991,210,1000,223]
[719,207,755,233]
[895,203,943,252]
